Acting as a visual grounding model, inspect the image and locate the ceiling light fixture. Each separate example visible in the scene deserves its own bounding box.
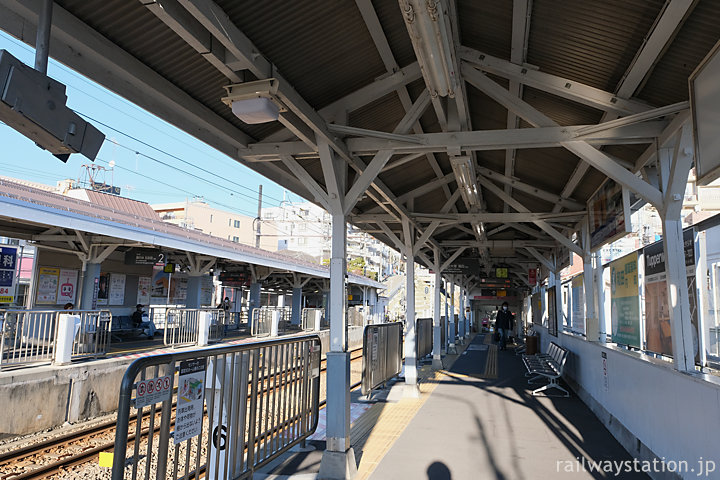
[450,155,479,208]
[221,78,286,124]
[400,0,458,98]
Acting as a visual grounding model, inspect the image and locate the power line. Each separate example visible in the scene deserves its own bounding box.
[94,156,258,218]
[78,113,284,206]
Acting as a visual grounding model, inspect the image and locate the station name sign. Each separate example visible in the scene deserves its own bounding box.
[125,248,165,266]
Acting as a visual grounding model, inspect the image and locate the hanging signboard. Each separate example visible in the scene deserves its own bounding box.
[0,246,17,303]
[109,273,126,305]
[443,258,481,275]
[57,269,78,305]
[690,38,720,186]
[124,248,165,266]
[528,268,537,286]
[643,228,700,361]
[588,178,631,251]
[571,274,586,335]
[37,267,60,304]
[610,252,641,348]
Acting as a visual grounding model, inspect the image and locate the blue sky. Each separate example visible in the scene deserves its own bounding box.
[0,31,296,217]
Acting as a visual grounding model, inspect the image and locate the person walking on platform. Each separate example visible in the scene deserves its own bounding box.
[496,302,513,350]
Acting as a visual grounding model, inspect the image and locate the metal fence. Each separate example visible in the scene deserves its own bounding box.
[416,317,433,360]
[112,335,321,480]
[251,307,292,337]
[164,308,227,348]
[67,310,113,359]
[301,308,324,331]
[347,307,365,327]
[0,309,112,369]
[361,322,403,396]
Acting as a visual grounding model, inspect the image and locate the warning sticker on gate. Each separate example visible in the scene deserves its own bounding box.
[135,375,172,409]
[174,359,206,444]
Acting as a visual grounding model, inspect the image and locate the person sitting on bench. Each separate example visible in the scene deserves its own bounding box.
[132,304,156,338]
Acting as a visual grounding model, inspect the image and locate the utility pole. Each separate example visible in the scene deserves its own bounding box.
[255,185,263,249]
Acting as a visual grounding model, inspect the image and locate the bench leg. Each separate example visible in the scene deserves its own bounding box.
[527,374,546,384]
[532,379,569,398]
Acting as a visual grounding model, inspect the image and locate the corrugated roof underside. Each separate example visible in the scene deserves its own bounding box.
[56,0,263,139]
[637,0,720,106]
[219,0,387,111]
[527,0,666,92]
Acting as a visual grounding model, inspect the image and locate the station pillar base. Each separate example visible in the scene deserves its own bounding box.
[432,356,443,370]
[403,383,421,399]
[319,448,358,480]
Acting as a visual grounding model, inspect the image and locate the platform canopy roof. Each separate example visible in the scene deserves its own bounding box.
[1,0,718,291]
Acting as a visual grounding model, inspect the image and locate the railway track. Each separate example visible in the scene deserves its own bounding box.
[0,347,364,479]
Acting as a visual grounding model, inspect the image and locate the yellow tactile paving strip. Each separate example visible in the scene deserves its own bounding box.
[353,335,480,480]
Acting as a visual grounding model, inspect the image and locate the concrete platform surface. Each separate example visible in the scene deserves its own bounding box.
[368,334,649,480]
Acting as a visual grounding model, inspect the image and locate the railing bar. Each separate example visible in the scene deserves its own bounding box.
[143,364,160,480]
[155,360,176,479]
[131,368,145,480]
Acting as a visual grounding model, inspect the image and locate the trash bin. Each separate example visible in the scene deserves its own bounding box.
[526,335,539,355]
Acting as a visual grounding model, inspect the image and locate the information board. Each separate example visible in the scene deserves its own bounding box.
[135,375,172,409]
[109,273,126,305]
[174,359,206,444]
[610,253,640,348]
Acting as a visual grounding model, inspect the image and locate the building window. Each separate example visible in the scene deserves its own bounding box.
[232,236,239,243]
[210,214,213,223]
[228,218,232,226]
[234,220,241,228]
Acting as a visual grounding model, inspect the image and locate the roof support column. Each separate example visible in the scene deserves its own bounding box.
[448,276,457,354]
[458,284,466,341]
[319,140,357,479]
[444,277,450,353]
[432,247,443,369]
[79,261,101,310]
[581,221,600,342]
[403,217,419,396]
[659,123,696,372]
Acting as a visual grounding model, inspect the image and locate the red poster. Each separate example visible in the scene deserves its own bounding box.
[528,268,537,286]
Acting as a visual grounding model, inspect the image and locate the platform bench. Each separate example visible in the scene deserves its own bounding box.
[522,341,569,397]
[110,315,144,341]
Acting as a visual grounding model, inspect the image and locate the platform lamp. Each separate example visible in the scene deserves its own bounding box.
[400,0,458,98]
[221,78,287,124]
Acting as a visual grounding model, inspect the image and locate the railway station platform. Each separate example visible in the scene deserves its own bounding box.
[258,333,649,480]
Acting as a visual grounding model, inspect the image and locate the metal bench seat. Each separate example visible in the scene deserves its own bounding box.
[521,341,569,397]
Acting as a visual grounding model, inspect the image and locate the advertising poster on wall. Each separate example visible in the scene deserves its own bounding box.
[0,246,17,303]
[643,228,700,361]
[137,276,151,305]
[200,276,213,306]
[571,274,586,334]
[532,292,542,325]
[97,273,110,306]
[548,286,558,337]
[109,273,126,305]
[57,269,78,305]
[151,265,170,298]
[588,178,631,251]
[36,267,60,304]
[610,253,641,348]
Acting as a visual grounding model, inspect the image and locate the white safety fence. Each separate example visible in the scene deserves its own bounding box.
[301,308,324,331]
[708,261,720,360]
[251,307,291,337]
[0,309,112,369]
[164,308,228,348]
[112,335,321,479]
